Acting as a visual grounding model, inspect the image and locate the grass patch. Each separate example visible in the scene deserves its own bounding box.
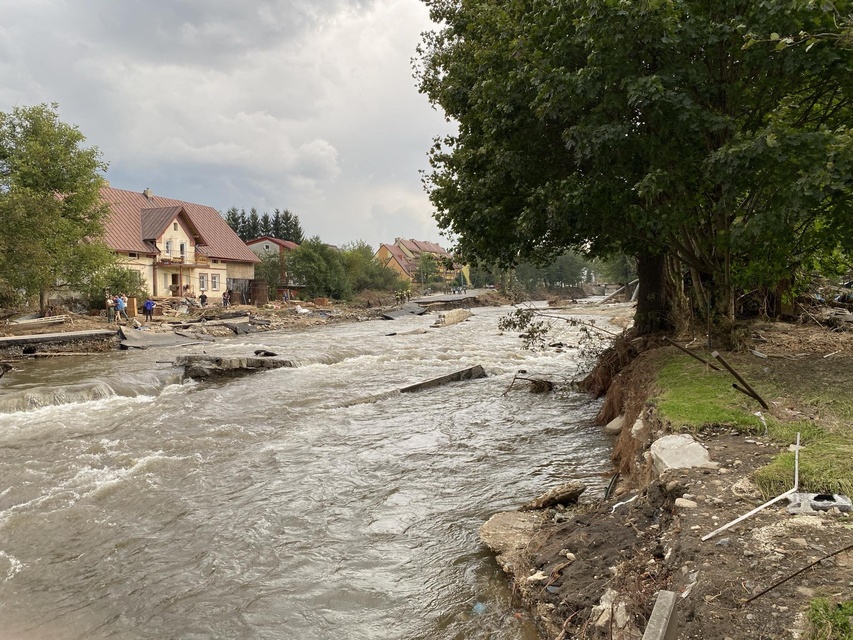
[806,598,853,640]
[654,350,853,497]
[654,354,765,433]
[754,436,853,496]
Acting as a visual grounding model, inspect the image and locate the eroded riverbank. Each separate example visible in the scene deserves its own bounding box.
[480,326,853,640]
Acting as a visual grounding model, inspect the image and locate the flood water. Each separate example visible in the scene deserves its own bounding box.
[0,304,613,639]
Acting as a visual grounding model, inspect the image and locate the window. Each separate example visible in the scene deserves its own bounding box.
[128,252,138,258]
[212,259,219,264]
[179,242,186,257]
[211,274,220,290]
[199,274,208,290]
[173,222,178,231]
[264,244,270,251]
[165,240,173,256]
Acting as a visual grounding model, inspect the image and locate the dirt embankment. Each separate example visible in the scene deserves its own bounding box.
[484,325,853,640]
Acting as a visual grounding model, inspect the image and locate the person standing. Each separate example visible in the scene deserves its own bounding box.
[106,295,115,324]
[114,295,128,322]
[222,291,230,308]
[199,292,208,307]
[142,297,156,322]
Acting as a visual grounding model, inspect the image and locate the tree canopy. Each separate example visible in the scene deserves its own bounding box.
[417,0,853,330]
[0,103,112,307]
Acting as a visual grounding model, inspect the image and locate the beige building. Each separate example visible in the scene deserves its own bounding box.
[102,187,259,299]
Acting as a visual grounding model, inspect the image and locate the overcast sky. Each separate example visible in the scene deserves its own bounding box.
[0,0,453,249]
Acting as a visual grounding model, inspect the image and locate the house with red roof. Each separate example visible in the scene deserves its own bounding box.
[375,238,469,286]
[375,243,417,281]
[102,186,260,300]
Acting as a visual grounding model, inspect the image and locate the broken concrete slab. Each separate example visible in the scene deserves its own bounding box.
[224,322,257,335]
[520,481,586,511]
[432,309,472,327]
[604,415,625,435]
[650,434,718,475]
[174,354,295,380]
[381,302,426,320]
[118,327,204,350]
[399,365,486,392]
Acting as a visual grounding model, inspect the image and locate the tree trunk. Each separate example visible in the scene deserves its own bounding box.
[633,251,673,335]
[39,289,48,314]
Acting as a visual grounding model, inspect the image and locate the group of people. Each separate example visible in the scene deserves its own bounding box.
[106,291,233,323]
[105,293,129,323]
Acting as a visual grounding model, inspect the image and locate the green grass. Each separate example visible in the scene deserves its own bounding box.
[806,598,853,640]
[653,351,853,498]
[654,354,767,433]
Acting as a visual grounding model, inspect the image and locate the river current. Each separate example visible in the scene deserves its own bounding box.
[0,303,613,640]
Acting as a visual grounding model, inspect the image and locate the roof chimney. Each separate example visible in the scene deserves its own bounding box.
[143,187,152,200]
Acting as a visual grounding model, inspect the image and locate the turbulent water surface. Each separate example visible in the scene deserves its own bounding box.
[0,304,613,639]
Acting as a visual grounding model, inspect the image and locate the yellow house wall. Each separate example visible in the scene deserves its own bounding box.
[115,254,155,294]
[157,219,197,263]
[375,246,412,281]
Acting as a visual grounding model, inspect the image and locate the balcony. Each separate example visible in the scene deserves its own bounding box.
[157,254,209,267]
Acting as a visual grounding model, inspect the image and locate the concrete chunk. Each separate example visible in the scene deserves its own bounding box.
[604,415,625,435]
[650,434,718,475]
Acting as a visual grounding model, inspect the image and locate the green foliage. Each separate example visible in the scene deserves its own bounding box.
[340,240,401,293]
[415,253,439,285]
[806,598,853,640]
[81,265,147,309]
[0,103,112,307]
[417,0,853,323]
[287,237,349,299]
[513,251,595,294]
[255,251,285,295]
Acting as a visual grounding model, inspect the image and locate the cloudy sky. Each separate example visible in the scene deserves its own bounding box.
[0,0,453,249]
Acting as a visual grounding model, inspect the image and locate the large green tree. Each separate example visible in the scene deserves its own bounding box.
[418,0,853,337]
[340,240,402,292]
[0,103,112,309]
[287,237,348,299]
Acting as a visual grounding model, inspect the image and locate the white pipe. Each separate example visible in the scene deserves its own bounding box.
[701,488,797,542]
[702,433,801,542]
